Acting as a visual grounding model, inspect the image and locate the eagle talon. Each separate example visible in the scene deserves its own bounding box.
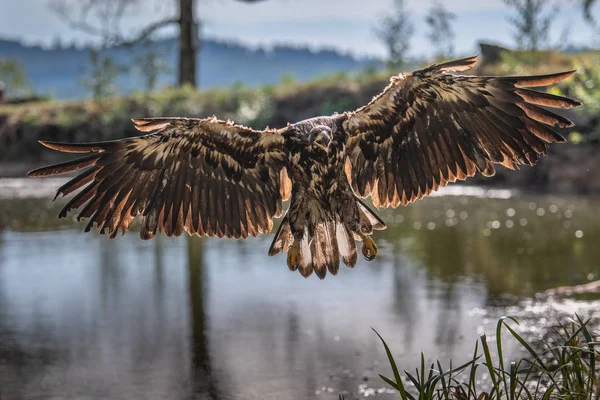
[360,235,378,261]
[287,240,301,270]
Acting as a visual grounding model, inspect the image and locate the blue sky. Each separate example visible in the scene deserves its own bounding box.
[0,0,598,57]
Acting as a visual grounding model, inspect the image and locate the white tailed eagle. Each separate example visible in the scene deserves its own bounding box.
[28,56,581,279]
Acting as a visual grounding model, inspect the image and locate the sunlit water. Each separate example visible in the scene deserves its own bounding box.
[1,178,599,399]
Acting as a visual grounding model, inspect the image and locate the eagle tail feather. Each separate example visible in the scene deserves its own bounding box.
[310,221,340,279]
[268,216,362,279]
[337,222,358,268]
[268,215,293,256]
[297,233,313,278]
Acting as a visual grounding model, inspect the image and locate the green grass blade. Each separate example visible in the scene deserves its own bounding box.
[575,314,596,398]
[372,328,409,400]
[426,361,435,385]
[496,316,512,394]
[424,363,437,399]
[480,334,501,394]
[468,340,480,398]
[503,322,550,372]
[405,370,421,393]
[420,353,425,399]
[379,374,401,391]
[509,361,516,400]
[437,360,448,398]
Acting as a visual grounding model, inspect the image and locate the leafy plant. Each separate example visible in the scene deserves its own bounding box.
[551,55,600,143]
[375,315,600,399]
[82,49,128,101]
[503,0,555,52]
[320,98,356,116]
[374,0,415,69]
[134,46,171,93]
[0,58,31,98]
[425,1,457,59]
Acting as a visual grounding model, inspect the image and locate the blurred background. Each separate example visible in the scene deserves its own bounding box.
[0,1,599,399]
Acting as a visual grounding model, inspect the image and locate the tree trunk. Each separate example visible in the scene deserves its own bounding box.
[178,0,197,87]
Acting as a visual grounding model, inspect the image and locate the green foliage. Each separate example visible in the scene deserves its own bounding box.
[374,0,414,69]
[504,0,555,51]
[551,55,600,143]
[425,1,457,59]
[320,98,355,116]
[55,106,90,127]
[360,65,381,79]
[280,73,296,86]
[376,315,600,399]
[134,47,171,93]
[21,111,40,126]
[82,50,128,101]
[499,50,552,71]
[312,71,353,86]
[554,59,600,116]
[0,58,30,97]
[327,71,349,82]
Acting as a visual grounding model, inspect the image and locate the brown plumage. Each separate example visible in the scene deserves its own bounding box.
[28,56,581,279]
[29,118,288,239]
[344,56,580,208]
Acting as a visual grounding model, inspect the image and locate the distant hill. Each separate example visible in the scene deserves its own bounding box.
[0,37,381,100]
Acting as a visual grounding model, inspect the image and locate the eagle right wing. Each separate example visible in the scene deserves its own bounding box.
[343,56,582,208]
[28,117,291,239]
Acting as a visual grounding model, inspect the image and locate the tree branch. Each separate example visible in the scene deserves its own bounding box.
[118,18,180,46]
[49,0,176,47]
[583,0,596,25]
[49,0,106,39]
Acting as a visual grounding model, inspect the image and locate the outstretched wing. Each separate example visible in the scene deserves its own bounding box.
[343,55,582,208]
[28,117,291,239]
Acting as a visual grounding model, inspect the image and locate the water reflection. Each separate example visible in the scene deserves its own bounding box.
[0,181,599,399]
[187,236,219,399]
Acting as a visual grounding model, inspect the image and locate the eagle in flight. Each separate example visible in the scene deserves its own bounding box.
[29,56,581,279]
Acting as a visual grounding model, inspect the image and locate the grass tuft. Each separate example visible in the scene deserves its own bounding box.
[374,315,599,399]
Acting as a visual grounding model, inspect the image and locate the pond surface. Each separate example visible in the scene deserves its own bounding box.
[0,178,599,399]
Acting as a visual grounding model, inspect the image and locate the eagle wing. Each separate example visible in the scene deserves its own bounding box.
[28,117,291,239]
[343,55,582,208]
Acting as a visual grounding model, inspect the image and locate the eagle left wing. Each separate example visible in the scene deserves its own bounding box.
[28,117,290,239]
[343,55,582,208]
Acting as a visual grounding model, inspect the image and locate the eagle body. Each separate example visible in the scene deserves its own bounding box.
[28,56,582,279]
[273,116,386,277]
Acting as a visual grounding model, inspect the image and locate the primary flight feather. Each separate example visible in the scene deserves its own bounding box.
[28,56,581,279]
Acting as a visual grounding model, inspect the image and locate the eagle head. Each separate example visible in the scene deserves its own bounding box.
[308,125,332,152]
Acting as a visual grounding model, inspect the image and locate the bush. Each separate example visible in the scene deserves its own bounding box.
[551,55,600,143]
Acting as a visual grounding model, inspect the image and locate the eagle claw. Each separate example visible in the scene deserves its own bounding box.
[287,240,300,270]
[361,237,378,261]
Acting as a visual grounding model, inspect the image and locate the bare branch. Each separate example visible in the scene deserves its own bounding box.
[582,0,597,25]
[49,0,105,38]
[48,0,161,46]
[118,18,180,46]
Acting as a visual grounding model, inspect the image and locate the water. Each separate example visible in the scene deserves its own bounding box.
[1,179,599,399]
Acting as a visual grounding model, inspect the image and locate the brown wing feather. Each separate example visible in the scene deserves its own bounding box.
[28,117,289,239]
[343,55,581,208]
